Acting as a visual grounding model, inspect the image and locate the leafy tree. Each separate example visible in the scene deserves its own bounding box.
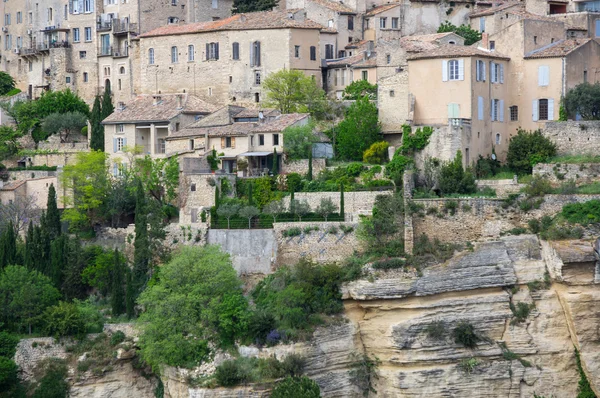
[263,69,327,115]
[138,246,248,370]
[46,184,61,239]
[35,89,90,117]
[217,203,240,229]
[31,359,69,398]
[384,153,412,187]
[563,82,600,120]
[358,193,404,255]
[316,197,338,221]
[133,179,150,296]
[0,126,20,161]
[42,301,85,337]
[271,376,321,398]
[61,151,110,233]
[437,21,482,45]
[0,332,19,357]
[363,141,389,164]
[252,176,274,209]
[0,72,15,96]
[0,265,60,334]
[0,194,41,235]
[343,80,377,100]
[439,151,477,195]
[129,155,180,207]
[41,111,87,142]
[110,249,126,316]
[89,96,104,151]
[263,200,286,223]
[283,124,318,160]
[506,129,557,175]
[292,199,310,221]
[232,0,278,13]
[82,248,113,295]
[238,205,260,228]
[336,96,381,161]
[0,357,18,391]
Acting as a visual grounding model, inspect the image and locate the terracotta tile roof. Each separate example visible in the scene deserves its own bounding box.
[408,44,510,60]
[524,38,591,59]
[140,10,323,38]
[365,4,400,16]
[308,0,355,13]
[102,94,218,124]
[345,40,370,49]
[0,180,26,191]
[469,2,522,17]
[168,113,309,139]
[400,32,463,52]
[233,108,279,118]
[327,52,377,67]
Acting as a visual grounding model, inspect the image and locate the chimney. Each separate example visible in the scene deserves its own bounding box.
[153,95,161,106]
[176,94,183,110]
[481,33,489,50]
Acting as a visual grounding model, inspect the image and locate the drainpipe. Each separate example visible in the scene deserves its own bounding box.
[561,57,566,100]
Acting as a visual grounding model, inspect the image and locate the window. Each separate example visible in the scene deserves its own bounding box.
[66,76,71,84]
[259,134,265,145]
[83,0,92,13]
[29,61,33,72]
[479,17,485,32]
[189,139,194,150]
[206,42,219,60]
[84,27,92,42]
[538,99,549,120]
[16,12,21,24]
[348,16,354,30]
[489,40,495,50]
[380,17,387,29]
[118,79,122,90]
[208,87,212,96]
[325,44,333,59]
[4,13,10,25]
[188,45,194,61]
[534,35,537,44]
[386,54,391,64]
[362,70,368,80]
[212,0,218,8]
[191,183,196,192]
[47,8,52,22]
[120,66,125,74]
[225,137,232,148]
[172,0,177,5]
[491,99,504,121]
[250,41,260,66]
[79,51,86,58]
[339,50,346,57]
[250,136,254,146]
[584,70,588,83]
[495,133,501,145]
[171,46,178,63]
[476,60,486,81]
[328,19,334,28]
[310,46,317,60]
[158,139,166,154]
[83,72,89,82]
[490,62,504,84]
[491,99,499,121]
[232,42,239,60]
[448,59,459,80]
[148,48,155,64]
[294,45,300,58]
[538,65,549,86]
[390,90,395,97]
[273,134,279,145]
[392,17,399,29]
[255,71,261,85]
[73,28,80,42]
[117,124,124,133]
[116,137,124,151]
[510,106,518,121]
[168,17,179,24]
[255,93,260,103]
[72,0,80,13]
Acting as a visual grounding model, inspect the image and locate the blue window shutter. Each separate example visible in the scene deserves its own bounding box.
[113,163,118,176]
[123,137,127,148]
[113,137,117,153]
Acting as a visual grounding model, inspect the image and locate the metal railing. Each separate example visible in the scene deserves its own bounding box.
[113,20,138,34]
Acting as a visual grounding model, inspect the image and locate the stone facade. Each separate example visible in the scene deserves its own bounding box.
[14,337,68,381]
[281,158,326,175]
[533,162,600,186]
[543,121,600,156]
[274,221,359,266]
[6,170,56,181]
[179,173,236,224]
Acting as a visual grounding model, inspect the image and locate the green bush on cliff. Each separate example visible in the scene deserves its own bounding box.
[271,376,321,398]
[453,321,480,348]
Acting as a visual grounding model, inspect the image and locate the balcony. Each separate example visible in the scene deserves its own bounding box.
[100,46,113,56]
[113,47,129,58]
[113,20,138,35]
[97,21,112,32]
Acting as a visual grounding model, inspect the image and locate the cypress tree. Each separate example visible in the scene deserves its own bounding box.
[100,87,114,122]
[247,183,253,206]
[272,148,278,175]
[133,179,150,296]
[62,239,88,300]
[307,151,313,181]
[24,221,35,269]
[0,222,17,268]
[49,235,69,290]
[46,183,61,239]
[89,95,104,151]
[38,214,52,276]
[111,249,126,316]
[214,186,220,209]
[290,190,295,214]
[340,183,345,221]
[125,270,135,319]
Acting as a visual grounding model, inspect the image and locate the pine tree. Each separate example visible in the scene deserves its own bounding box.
[125,269,135,319]
[24,221,35,269]
[111,249,126,316]
[49,235,69,289]
[89,96,104,151]
[307,151,313,181]
[340,183,345,220]
[133,179,150,296]
[46,183,61,239]
[0,222,17,269]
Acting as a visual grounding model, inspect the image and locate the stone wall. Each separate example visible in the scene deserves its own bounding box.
[282,190,392,222]
[281,158,326,176]
[180,173,236,224]
[207,229,276,275]
[543,121,600,155]
[14,337,68,381]
[6,170,56,181]
[533,162,600,186]
[476,178,525,198]
[103,323,140,338]
[273,222,359,266]
[38,140,89,151]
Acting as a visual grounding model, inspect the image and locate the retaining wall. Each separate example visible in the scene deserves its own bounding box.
[543,121,600,156]
[476,178,524,198]
[533,163,600,186]
[207,229,276,275]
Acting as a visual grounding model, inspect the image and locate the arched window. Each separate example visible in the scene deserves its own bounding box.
[171,46,178,63]
[119,66,125,74]
[148,48,155,64]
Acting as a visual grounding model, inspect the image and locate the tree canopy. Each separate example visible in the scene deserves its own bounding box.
[563,82,600,120]
[343,80,377,100]
[283,123,318,160]
[41,111,87,142]
[437,21,481,45]
[335,96,381,160]
[263,69,327,116]
[0,72,16,96]
[232,0,278,13]
[506,129,557,175]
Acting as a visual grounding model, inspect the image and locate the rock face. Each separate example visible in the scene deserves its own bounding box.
[70,361,156,398]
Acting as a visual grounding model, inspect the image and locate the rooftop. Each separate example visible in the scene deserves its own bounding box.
[469,2,522,17]
[102,94,218,124]
[408,44,510,60]
[139,10,323,38]
[0,180,26,191]
[309,0,356,13]
[525,38,591,59]
[365,4,400,16]
[327,52,377,68]
[400,32,464,52]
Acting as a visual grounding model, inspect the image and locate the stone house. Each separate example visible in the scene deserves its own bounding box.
[166,107,310,175]
[0,176,60,208]
[137,10,324,106]
[325,45,377,98]
[101,93,217,174]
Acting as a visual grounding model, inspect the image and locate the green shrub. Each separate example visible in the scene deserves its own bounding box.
[443,200,458,215]
[462,203,472,212]
[507,129,557,174]
[562,199,600,225]
[540,225,584,240]
[427,207,439,215]
[271,376,320,398]
[439,152,477,196]
[523,176,553,197]
[43,301,86,338]
[413,234,457,263]
[0,332,19,358]
[371,258,406,270]
[110,331,126,346]
[575,349,596,398]
[215,358,254,387]
[348,352,380,397]
[286,173,303,193]
[0,357,18,390]
[425,321,445,340]
[346,162,365,177]
[339,225,354,234]
[510,302,533,324]
[303,226,319,234]
[507,227,527,236]
[280,354,306,377]
[31,359,69,398]
[327,226,338,234]
[283,227,302,237]
[527,272,552,291]
[528,219,541,234]
[459,357,479,374]
[363,141,389,164]
[246,310,277,346]
[453,321,480,348]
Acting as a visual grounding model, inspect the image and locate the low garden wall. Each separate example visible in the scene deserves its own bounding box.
[533,163,600,186]
[281,158,326,175]
[6,170,57,181]
[476,178,524,198]
[543,121,600,156]
[273,222,360,266]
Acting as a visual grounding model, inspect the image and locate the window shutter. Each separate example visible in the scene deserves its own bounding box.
[490,62,496,83]
[499,99,504,122]
[538,66,549,86]
[447,103,454,118]
[478,96,483,120]
[206,43,209,60]
[231,137,235,149]
[250,43,254,67]
[221,137,225,149]
[482,61,486,81]
[476,61,480,81]
[113,137,117,153]
[544,67,549,86]
[256,41,261,66]
[548,98,555,121]
[458,59,464,81]
[123,138,127,148]
[499,64,504,83]
[532,100,539,121]
[442,60,448,82]
[215,43,219,60]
